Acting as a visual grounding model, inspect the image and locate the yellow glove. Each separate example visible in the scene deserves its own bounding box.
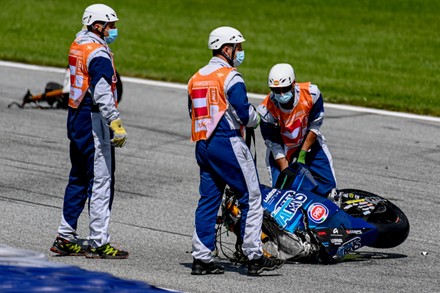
[109,118,127,147]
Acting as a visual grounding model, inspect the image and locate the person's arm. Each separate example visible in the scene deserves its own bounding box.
[298,84,324,163]
[226,75,260,128]
[297,131,317,164]
[88,52,119,122]
[187,93,193,119]
[307,84,324,136]
[275,157,289,171]
[88,51,126,147]
[257,103,288,171]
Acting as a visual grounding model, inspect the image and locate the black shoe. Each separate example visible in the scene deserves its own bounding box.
[50,236,85,256]
[191,259,225,275]
[231,249,248,264]
[247,255,284,276]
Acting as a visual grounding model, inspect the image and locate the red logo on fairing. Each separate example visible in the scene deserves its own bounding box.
[307,203,329,224]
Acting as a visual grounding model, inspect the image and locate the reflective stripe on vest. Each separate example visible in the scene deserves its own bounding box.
[188,67,233,142]
[262,82,314,161]
[68,40,118,109]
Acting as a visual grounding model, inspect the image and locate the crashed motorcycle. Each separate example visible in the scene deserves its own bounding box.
[215,162,410,264]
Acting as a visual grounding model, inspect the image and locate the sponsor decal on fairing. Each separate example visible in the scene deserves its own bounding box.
[336,237,362,258]
[331,228,343,237]
[263,188,281,204]
[307,203,329,224]
[271,191,307,228]
[346,229,363,235]
[330,238,343,245]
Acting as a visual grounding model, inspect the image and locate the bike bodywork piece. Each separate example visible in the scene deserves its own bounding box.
[8,69,123,109]
[8,82,68,109]
[216,163,409,264]
[260,186,378,262]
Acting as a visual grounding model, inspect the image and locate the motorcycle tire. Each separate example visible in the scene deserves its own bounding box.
[339,189,410,249]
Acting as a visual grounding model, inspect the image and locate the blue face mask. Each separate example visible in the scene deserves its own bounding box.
[104,28,118,44]
[273,91,293,104]
[234,50,245,67]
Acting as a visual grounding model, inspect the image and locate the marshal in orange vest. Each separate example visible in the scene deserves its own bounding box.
[68,38,118,109]
[260,82,314,161]
[188,67,235,142]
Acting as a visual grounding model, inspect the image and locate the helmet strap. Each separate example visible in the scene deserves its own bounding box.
[100,22,108,39]
[92,22,108,40]
[220,44,236,67]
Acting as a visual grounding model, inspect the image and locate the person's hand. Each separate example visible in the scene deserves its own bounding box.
[297,150,307,164]
[275,166,298,189]
[109,118,127,147]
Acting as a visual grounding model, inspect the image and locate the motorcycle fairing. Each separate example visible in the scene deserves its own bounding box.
[260,185,378,258]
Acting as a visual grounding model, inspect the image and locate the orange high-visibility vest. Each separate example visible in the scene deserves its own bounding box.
[261,82,314,161]
[188,67,234,142]
[68,38,117,108]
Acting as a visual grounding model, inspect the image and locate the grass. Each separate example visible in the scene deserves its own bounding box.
[1,0,439,116]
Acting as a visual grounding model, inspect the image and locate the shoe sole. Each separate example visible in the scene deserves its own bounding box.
[85,254,129,259]
[247,264,283,276]
[191,269,224,275]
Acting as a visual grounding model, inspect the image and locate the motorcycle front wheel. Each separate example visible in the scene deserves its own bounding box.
[339,189,410,249]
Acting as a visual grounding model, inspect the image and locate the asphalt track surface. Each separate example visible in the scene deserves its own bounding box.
[0,62,439,293]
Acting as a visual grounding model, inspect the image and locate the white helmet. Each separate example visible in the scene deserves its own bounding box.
[208,26,245,50]
[82,4,118,25]
[268,63,295,88]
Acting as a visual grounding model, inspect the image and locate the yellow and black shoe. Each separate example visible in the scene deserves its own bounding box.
[50,236,85,256]
[85,243,129,259]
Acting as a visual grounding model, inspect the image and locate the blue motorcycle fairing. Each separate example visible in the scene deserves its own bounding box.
[260,185,378,259]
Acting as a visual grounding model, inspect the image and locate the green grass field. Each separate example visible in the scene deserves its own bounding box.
[1,0,439,116]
